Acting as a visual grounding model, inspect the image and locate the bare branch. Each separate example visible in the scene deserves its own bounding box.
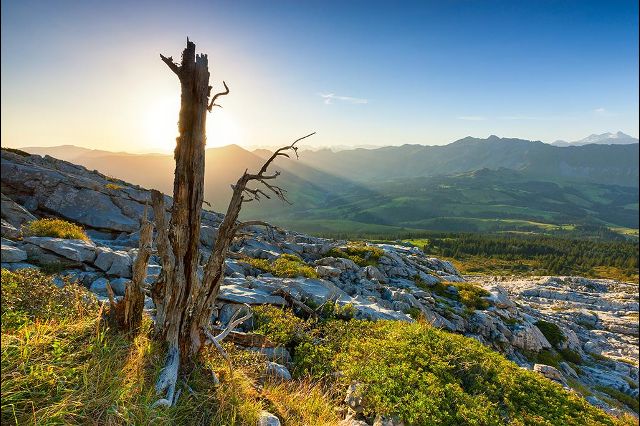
[254,132,315,177]
[213,304,252,342]
[160,54,181,77]
[207,81,230,111]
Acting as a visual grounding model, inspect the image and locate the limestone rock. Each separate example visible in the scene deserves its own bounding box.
[200,225,218,247]
[1,219,20,239]
[1,193,36,227]
[23,236,97,263]
[109,277,131,297]
[257,411,281,426]
[90,277,110,296]
[344,382,365,413]
[94,248,132,277]
[1,244,27,262]
[315,265,342,278]
[363,265,386,283]
[510,323,552,352]
[373,415,405,426]
[534,364,567,386]
[265,361,292,381]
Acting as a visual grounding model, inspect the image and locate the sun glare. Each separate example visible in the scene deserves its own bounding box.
[142,97,242,153]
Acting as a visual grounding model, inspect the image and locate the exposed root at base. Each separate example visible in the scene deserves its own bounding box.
[153,345,180,408]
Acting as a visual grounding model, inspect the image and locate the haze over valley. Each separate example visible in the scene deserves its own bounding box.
[19,133,640,237]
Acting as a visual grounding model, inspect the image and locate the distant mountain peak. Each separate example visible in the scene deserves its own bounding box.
[552,131,638,147]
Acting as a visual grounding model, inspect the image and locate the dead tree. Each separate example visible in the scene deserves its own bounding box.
[117,39,314,407]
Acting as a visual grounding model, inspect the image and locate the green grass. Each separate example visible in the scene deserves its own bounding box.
[325,243,385,267]
[1,269,340,426]
[21,218,89,241]
[241,254,318,278]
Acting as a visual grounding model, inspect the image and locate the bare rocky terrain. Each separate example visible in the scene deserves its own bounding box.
[1,148,638,417]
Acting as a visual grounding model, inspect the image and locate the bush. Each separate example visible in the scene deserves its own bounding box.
[22,218,89,241]
[317,301,356,321]
[404,307,422,320]
[325,243,385,267]
[535,320,567,347]
[536,349,563,368]
[242,254,318,278]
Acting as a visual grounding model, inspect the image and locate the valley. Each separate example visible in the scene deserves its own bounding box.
[20,135,640,240]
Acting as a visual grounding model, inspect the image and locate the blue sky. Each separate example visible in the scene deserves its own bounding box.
[1,0,638,152]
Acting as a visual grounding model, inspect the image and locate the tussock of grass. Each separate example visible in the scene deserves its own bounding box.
[105,183,123,190]
[242,254,318,278]
[21,218,89,241]
[261,381,340,426]
[325,243,385,267]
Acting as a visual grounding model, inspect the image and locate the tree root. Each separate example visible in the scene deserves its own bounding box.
[152,345,180,408]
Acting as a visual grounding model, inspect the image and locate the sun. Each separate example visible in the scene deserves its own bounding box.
[142,97,242,152]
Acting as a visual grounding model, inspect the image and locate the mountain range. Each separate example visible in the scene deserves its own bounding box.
[552,131,638,147]
[19,134,639,236]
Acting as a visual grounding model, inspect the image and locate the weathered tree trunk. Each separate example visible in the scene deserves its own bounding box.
[107,207,152,332]
[158,39,209,362]
[119,39,313,407]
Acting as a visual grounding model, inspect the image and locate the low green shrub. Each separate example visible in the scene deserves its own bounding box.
[242,254,318,278]
[252,305,313,347]
[317,301,356,321]
[22,218,89,241]
[325,243,385,267]
[431,281,491,310]
[404,307,422,320]
[560,348,583,364]
[290,319,630,425]
[535,320,567,347]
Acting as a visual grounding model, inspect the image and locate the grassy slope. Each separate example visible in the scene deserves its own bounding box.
[2,270,637,425]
